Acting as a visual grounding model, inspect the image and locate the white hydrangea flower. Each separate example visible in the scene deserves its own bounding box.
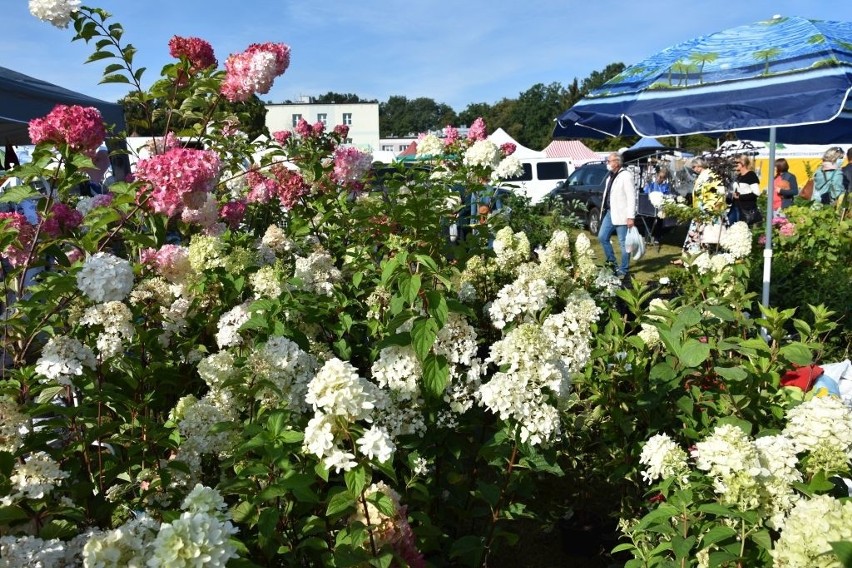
[187,235,227,271]
[433,312,478,369]
[692,424,762,479]
[371,345,421,400]
[294,250,341,296]
[303,412,337,459]
[248,336,318,411]
[79,301,135,359]
[488,272,554,330]
[147,511,238,568]
[323,448,358,473]
[492,227,530,271]
[76,252,134,302]
[0,396,27,453]
[215,301,252,349]
[6,451,69,503]
[181,484,229,516]
[177,397,237,462]
[0,535,69,567]
[34,335,97,385]
[415,133,444,158]
[491,155,523,181]
[356,425,396,463]
[249,264,284,299]
[260,224,294,254]
[719,221,753,259]
[639,433,690,485]
[638,323,662,348]
[29,0,80,28]
[306,358,385,421]
[783,396,852,458]
[772,494,852,567]
[82,515,159,568]
[463,139,500,168]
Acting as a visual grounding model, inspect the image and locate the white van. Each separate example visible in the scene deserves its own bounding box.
[498,157,575,204]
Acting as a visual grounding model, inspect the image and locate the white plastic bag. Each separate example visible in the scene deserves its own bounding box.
[625,226,645,260]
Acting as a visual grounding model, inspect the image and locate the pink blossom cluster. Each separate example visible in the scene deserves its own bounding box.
[333,124,349,138]
[500,142,516,156]
[143,132,182,156]
[0,212,36,268]
[220,42,291,102]
[168,36,217,70]
[219,199,246,230]
[467,117,487,141]
[294,118,324,139]
[135,147,221,217]
[28,105,106,156]
[42,202,83,237]
[772,216,797,237]
[245,164,309,208]
[443,125,459,146]
[272,130,291,144]
[141,244,191,283]
[332,147,372,184]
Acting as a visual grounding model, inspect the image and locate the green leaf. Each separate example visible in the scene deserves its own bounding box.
[648,362,676,383]
[425,291,448,328]
[257,507,279,539]
[714,366,748,382]
[750,529,773,552]
[449,535,485,562]
[679,340,711,368]
[829,541,852,566]
[0,505,29,523]
[35,386,66,404]
[701,525,737,546]
[716,417,752,436]
[0,185,42,204]
[326,490,356,517]
[411,318,438,361]
[422,354,449,398]
[779,343,812,366]
[344,465,367,496]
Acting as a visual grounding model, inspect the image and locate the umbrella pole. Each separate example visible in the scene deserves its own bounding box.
[762,128,776,307]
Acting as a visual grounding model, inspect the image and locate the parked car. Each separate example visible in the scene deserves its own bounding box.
[498,157,574,205]
[544,161,608,234]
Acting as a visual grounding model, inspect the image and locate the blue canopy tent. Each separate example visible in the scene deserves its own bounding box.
[552,15,852,306]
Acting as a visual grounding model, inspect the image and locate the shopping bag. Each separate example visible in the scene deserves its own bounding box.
[625,226,645,260]
[701,221,727,244]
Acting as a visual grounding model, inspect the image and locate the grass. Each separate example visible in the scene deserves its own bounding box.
[589,223,689,285]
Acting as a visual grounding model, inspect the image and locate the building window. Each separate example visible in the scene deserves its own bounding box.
[381,145,394,151]
[399,145,408,152]
[342,113,352,125]
[344,138,353,144]
[317,113,327,125]
[291,114,302,127]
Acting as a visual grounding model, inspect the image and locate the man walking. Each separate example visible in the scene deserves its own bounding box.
[597,152,637,278]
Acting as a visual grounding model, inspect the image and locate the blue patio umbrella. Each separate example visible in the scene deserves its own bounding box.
[553,15,852,306]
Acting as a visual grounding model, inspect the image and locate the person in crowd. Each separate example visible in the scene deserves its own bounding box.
[79,148,111,196]
[773,158,798,210]
[842,147,852,209]
[597,152,636,279]
[644,166,671,194]
[732,155,761,226]
[812,146,845,206]
[681,156,728,255]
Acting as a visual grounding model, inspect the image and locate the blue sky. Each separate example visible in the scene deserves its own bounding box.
[4,0,843,112]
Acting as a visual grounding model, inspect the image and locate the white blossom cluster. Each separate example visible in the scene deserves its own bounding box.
[491,155,524,181]
[34,334,96,385]
[247,336,318,410]
[365,286,391,320]
[171,396,238,482]
[442,360,486,416]
[0,396,26,453]
[573,233,598,281]
[249,264,284,299]
[535,230,572,282]
[0,533,86,567]
[753,434,803,528]
[772,494,852,567]
[215,301,252,349]
[415,133,444,158]
[542,291,601,376]
[463,139,500,168]
[371,345,422,401]
[76,252,135,302]
[187,235,228,271]
[488,272,554,330]
[491,227,530,271]
[294,250,341,296]
[639,433,690,485]
[158,296,192,348]
[783,395,852,474]
[82,515,159,568]
[129,277,175,308]
[638,323,662,348]
[79,301,135,359]
[478,323,567,445]
[433,312,479,369]
[305,358,384,421]
[719,221,753,259]
[260,224,294,254]
[2,451,69,505]
[29,0,80,28]
[148,505,237,567]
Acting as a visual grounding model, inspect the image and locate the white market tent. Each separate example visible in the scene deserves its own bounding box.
[488,127,544,158]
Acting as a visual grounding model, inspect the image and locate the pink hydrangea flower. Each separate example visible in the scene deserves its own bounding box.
[779,223,796,237]
[0,212,37,268]
[143,132,182,156]
[135,147,221,217]
[42,202,83,237]
[333,125,350,138]
[500,142,516,156]
[245,164,309,208]
[168,36,217,70]
[467,117,487,141]
[220,42,291,102]
[332,147,372,184]
[28,105,106,156]
[141,244,191,283]
[443,125,459,146]
[220,199,247,229]
[294,118,313,138]
[272,130,292,144]
[312,121,325,136]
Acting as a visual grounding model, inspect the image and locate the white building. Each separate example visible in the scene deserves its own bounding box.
[265,101,379,152]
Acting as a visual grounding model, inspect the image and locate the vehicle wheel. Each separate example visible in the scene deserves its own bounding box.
[588,208,601,235]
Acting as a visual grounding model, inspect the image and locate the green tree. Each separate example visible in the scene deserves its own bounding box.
[509,82,568,150]
[313,92,378,103]
[379,96,457,137]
